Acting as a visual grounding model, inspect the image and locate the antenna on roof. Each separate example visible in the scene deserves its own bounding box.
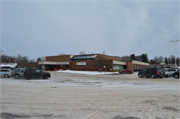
[103,50,105,55]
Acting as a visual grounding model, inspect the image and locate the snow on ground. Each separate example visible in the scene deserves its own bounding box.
[56,70,119,75]
[1,71,180,119]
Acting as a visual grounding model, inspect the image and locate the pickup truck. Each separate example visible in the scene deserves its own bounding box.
[14,68,51,79]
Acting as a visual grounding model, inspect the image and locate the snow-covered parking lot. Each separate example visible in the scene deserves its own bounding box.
[0,70,180,119]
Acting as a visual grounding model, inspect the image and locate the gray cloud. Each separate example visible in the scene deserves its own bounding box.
[1,0,179,60]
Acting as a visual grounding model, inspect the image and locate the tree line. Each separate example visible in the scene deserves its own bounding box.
[120,53,179,65]
[120,53,149,63]
[0,50,45,63]
[150,55,179,65]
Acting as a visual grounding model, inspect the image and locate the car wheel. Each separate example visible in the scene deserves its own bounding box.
[43,75,48,79]
[138,74,142,78]
[151,74,156,78]
[15,74,20,79]
[175,74,179,79]
[4,74,9,78]
[26,75,31,80]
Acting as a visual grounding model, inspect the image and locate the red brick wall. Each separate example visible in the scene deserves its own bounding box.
[46,55,71,62]
[17,62,41,69]
[126,62,134,70]
[69,60,113,71]
[134,64,148,69]
[95,54,122,61]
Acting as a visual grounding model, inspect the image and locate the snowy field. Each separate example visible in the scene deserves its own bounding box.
[0,70,180,119]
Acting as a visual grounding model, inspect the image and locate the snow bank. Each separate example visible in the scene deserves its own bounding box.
[0,63,17,68]
[56,70,119,75]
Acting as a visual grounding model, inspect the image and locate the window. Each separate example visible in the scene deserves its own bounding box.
[66,65,69,69]
[36,69,41,73]
[1,70,10,72]
[142,69,146,72]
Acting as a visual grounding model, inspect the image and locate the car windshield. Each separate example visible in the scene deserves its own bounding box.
[10,68,16,71]
[158,68,165,72]
[15,68,22,71]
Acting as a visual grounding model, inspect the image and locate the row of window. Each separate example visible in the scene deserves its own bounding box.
[17,66,39,68]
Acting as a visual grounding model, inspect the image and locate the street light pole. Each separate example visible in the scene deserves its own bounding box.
[171,40,179,68]
[179,52,180,67]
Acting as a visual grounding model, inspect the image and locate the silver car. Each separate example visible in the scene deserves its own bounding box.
[0,69,12,78]
[12,68,23,77]
[168,68,178,76]
[14,68,25,79]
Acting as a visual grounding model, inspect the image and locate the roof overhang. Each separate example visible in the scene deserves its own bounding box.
[38,61,69,65]
[113,60,126,65]
[132,60,149,66]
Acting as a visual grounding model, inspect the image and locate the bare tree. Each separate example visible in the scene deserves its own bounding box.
[153,56,159,64]
[176,57,179,66]
[121,55,131,61]
[37,58,41,62]
[158,56,164,63]
[168,55,175,64]
[29,58,36,62]
[41,56,46,61]
[165,57,168,64]
[92,55,111,73]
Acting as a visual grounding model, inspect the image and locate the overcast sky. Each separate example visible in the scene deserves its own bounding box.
[1,0,180,61]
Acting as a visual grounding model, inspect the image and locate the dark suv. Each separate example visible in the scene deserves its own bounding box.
[15,68,51,79]
[25,68,51,79]
[138,68,165,78]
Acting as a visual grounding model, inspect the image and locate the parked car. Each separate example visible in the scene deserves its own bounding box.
[12,68,23,77]
[0,69,12,78]
[119,69,133,74]
[168,68,178,76]
[1,66,16,71]
[133,68,143,72]
[172,70,179,79]
[164,68,171,78]
[14,68,26,79]
[138,68,165,78]
[15,68,51,79]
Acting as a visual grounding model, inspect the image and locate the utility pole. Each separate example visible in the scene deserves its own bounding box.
[171,40,179,68]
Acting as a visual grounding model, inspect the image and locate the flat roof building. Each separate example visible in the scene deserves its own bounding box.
[17,54,149,71]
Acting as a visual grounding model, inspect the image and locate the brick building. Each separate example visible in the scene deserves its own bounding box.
[17,54,149,71]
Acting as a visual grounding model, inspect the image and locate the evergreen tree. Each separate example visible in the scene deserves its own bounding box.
[165,57,168,64]
[130,54,135,60]
[141,53,149,63]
